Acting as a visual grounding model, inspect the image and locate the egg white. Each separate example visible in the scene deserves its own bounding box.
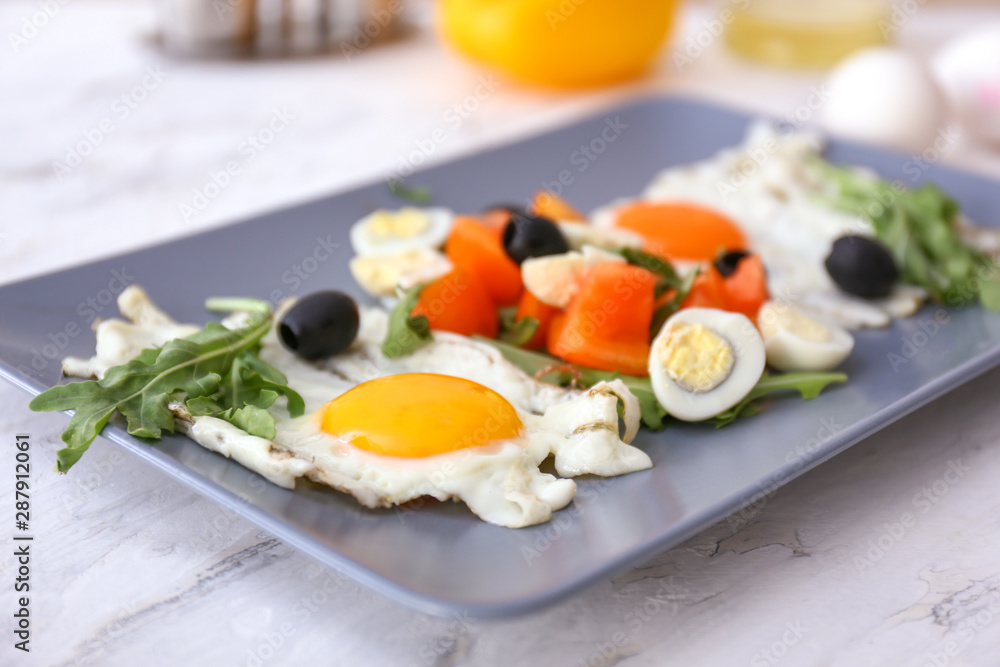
[68,287,652,529]
[598,122,927,329]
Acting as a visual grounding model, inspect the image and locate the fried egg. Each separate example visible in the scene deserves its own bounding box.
[68,287,651,528]
[594,122,927,329]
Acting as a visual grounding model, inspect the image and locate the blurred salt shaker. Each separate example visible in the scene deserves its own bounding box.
[159,0,257,56]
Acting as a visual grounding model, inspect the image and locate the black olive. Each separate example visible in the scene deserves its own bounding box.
[714,250,750,277]
[824,235,899,299]
[482,203,528,217]
[502,213,570,265]
[279,291,359,360]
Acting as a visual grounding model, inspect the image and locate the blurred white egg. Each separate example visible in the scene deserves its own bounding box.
[818,48,946,153]
[931,25,1000,145]
[757,300,854,372]
[350,207,453,257]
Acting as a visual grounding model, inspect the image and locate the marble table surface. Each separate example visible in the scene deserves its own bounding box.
[3,1,1000,665]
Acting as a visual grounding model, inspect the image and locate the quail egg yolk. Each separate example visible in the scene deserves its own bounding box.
[758,305,832,342]
[319,373,523,458]
[368,208,430,239]
[656,322,735,393]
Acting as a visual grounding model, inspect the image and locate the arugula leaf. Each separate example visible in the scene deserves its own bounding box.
[815,160,1000,310]
[498,309,539,347]
[650,266,699,339]
[710,371,847,427]
[387,180,432,204]
[620,247,681,286]
[382,283,434,359]
[29,301,304,473]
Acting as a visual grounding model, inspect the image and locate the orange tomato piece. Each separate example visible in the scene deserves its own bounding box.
[681,264,728,310]
[445,216,523,306]
[412,267,498,338]
[614,202,747,262]
[529,191,585,222]
[547,262,656,376]
[724,254,769,319]
[514,289,558,350]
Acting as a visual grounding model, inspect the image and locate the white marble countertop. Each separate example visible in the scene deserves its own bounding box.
[4,1,1000,665]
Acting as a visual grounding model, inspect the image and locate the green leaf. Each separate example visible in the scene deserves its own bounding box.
[620,247,681,285]
[219,405,276,439]
[382,283,434,359]
[498,310,539,347]
[710,371,848,427]
[816,159,1000,310]
[29,301,304,473]
[204,297,272,316]
[387,180,432,204]
[650,267,699,340]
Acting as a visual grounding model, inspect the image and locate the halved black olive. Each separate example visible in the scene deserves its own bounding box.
[502,212,570,265]
[279,291,360,360]
[714,250,749,277]
[824,235,899,299]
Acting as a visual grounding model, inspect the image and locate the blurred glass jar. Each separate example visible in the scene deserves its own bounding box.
[158,0,407,58]
[724,0,891,68]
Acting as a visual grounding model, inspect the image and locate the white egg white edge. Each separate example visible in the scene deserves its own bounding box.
[60,286,651,529]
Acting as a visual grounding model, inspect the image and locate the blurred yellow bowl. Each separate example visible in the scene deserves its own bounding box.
[438,0,681,89]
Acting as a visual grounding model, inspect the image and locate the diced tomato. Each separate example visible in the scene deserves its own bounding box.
[529,190,585,222]
[445,216,523,306]
[724,254,768,319]
[614,202,747,262]
[547,262,656,376]
[681,264,729,310]
[411,267,498,338]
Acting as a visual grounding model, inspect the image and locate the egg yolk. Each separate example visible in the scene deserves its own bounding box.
[656,322,735,393]
[368,208,430,239]
[614,202,747,261]
[319,373,523,457]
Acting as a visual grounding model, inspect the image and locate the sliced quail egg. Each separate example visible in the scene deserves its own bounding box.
[349,247,452,298]
[521,245,624,308]
[350,207,453,257]
[757,301,854,372]
[649,308,766,422]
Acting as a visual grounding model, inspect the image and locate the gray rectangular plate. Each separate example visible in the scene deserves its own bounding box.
[4,97,1000,618]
